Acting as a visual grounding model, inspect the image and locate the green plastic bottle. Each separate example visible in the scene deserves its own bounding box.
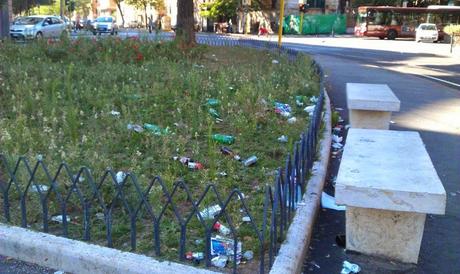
[206,98,220,107]
[143,123,162,135]
[212,134,235,144]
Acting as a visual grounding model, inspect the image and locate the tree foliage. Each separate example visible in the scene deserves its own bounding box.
[200,0,239,21]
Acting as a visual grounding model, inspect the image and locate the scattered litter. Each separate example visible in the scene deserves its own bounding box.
[304,105,315,116]
[213,222,231,235]
[110,110,120,116]
[30,184,49,193]
[332,142,343,149]
[272,59,279,64]
[188,162,204,170]
[208,108,221,119]
[309,96,318,103]
[341,260,361,274]
[390,120,396,124]
[237,193,246,200]
[36,154,44,161]
[116,171,126,184]
[295,95,306,107]
[335,234,346,248]
[212,134,235,145]
[198,205,221,220]
[274,102,292,117]
[335,107,343,111]
[321,192,346,211]
[127,123,144,133]
[243,250,254,260]
[218,171,228,177]
[193,64,205,68]
[186,251,204,261]
[243,156,258,167]
[211,255,228,268]
[95,212,105,220]
[287,117,297,124]
[211,236,242,264]
[309,261,320,269]
[195,239,203,245]
[51,215,71,223]
[206,98,220,107]
[220,147,241,161]
[242,216,251,222]
[73,175,85,183]
[332,134,343,143]
[143,123,170,136]
[278,135,288,143]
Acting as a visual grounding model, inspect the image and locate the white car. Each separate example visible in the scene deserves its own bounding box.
[10,15,68,40]
[415,23,439,43]
[93,17,118,35]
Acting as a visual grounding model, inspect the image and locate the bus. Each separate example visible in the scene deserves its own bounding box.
[355,5,460,41]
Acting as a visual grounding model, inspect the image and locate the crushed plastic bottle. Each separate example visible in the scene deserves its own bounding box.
[211,236,242,264]
[110,110,120,116]
[341,260,361,274]
[116,171,126,184]
[287,117,297,124]
[143,123,170,136]
[51,215,71,223]
[208,108,221,119]
[212,134,235,145]
[198,205,221,220]
[127,123,144,133]
[278,135,288,143]
[213,222,231,235]
[30,184,49,193]
[211,255,228,268]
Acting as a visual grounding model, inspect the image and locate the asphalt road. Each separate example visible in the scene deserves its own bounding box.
[297,37,460,273]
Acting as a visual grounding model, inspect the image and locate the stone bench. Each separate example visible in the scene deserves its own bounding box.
[335,129,446,264]
[346,83,400,129]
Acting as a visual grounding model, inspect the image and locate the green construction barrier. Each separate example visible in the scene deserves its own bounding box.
[283,14,346,35]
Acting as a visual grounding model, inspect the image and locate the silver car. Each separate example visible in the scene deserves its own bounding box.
[10,15,68,40]
[93,17,118,35]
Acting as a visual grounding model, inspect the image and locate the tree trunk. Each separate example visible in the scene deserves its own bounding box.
[116,2,125,27]
[175,0,195,48]
[144,4,147,29]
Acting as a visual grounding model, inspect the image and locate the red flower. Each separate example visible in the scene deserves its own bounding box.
[136,53,144,62]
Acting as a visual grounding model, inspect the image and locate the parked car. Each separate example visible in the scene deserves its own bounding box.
[93,16,118,35]
[10,15,68,40]
[415,23,439,43]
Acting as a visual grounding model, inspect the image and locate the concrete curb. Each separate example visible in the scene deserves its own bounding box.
[0,224,218,274]
[269,90,332,274]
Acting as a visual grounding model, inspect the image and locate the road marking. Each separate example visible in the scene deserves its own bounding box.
[419,74,460,88]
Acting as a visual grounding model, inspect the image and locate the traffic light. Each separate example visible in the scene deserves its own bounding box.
[299,3,309,13]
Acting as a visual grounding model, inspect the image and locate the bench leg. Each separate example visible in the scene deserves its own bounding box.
[348,110,392,129]
[346,206,426,263]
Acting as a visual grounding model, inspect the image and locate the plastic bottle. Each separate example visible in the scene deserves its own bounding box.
[143,123,162,135]
[206,98,220,107]
[188,162,204,170]
[212,134,235,144]
[208,108,220,118]
[243,156,258,166]
[213,221,231,235]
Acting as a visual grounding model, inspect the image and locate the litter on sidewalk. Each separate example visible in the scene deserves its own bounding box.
[341,260,361,274]
[321,192,346,211]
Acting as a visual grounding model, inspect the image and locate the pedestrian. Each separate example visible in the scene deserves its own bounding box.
[148,15,154,33]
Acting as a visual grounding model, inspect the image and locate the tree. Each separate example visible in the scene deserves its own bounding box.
[200,0,239,22]
[175,0,195,48]
[114,0,126,27]
[125,0,164,28]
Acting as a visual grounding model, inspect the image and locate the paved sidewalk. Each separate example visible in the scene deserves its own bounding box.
[0,255,56,274]
[303,54,460,273]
